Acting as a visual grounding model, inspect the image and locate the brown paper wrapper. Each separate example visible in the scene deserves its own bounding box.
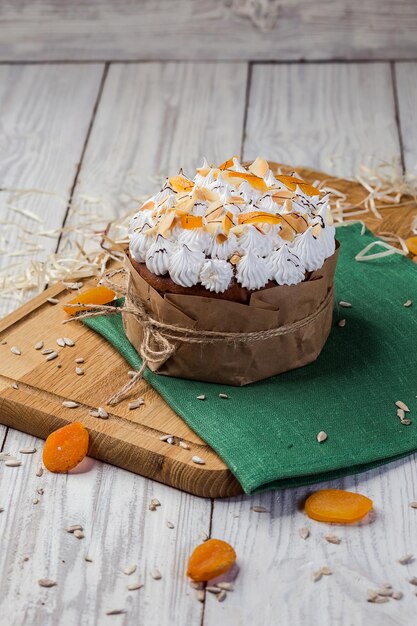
[122,245,339,386]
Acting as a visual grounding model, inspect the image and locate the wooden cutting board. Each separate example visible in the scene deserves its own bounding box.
[1,167,416,499]
[0,280,242,498]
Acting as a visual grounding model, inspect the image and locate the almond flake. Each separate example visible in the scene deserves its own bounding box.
[34,341,44,350]
[311,570,323,582]
[10,346,21,355]
[298,527,310,540]
[62,401,79,408]
[38,579,56,588]
[151,498,161,507]
[127,581,143,591]
[19,447,37,454]
[395,400,410,412]
[123,564,137,576]
[192,456,205,465]
[33,498,39,505]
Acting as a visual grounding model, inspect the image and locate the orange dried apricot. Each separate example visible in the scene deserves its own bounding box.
[405,236,417,256]
[238,211,281,226]
[186,538,236,582]
[169,174,194,192]
[305,489,373,524]
[181,215,203,229]
[43,422,89,473]
[63,286,115,316]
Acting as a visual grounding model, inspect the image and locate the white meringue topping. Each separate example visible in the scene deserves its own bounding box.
[169,244,205,287]
[145,235,173,275]
[199,259,233,293]
[236,250,271,290]
[129,222,154,262]
[290,227,326,272]
[269,244,305,286]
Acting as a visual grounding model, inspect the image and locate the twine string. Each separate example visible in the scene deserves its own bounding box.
[64,267,333,405]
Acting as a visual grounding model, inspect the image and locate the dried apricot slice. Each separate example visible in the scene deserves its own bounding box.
[405,236,417,256]
[305,489,373,524]
[186,539,236,582]
[43,422,89,473]
[63,286,115,316]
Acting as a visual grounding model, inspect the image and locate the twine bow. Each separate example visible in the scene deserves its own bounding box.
[65,265,333,406]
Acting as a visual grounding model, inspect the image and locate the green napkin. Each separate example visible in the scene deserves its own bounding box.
[84,223,417,494]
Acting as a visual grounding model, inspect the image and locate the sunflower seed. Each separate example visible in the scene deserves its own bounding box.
[179,441,190,450]
[197,395,206,401]
[10,346,21,355]
[75,357,84,364]
[19,447,37,454]
[375,588,393,597]
[408,577,417,586]
[395,400,410,412]
[401,418,412,426]
[298,527,310,540]
[166,521,175,529]
[325,534,341,544]
[56,338,66,348]
[128,371,137,378]
[74,530,84,539]
[199,531,209,542]
[64,338,75,347]
[85,556,93,563]
[42,349,54,355]
[36,466,43,477]
[251,506,268,513]
[128,398,144,410]
[0,339,6,345]
[33,498,39,505]
[410,502,417,509]
[106,609,126,616]
[38,579,56,588]
[219,393,229,399]
[75,367,84,376]
[404,300,413,308]
[150,569,161,580]
[47,297,59,304]
[337,319,346,328]
[34,341,44,350]
[398,554,414,565]
[63,282,83,290]
[192,456,205,465]
[151,498,161,507]
[11,382,18,389]
[317,431,328,443]
[160,434,174,442]
[190,581,204,590]
[368,595,389,604]
[37,488,44,496]
[67,524,83,533]
[62,401,79,408]
[217,590,227,602]
[5,460,21,467]
[312,569,323,582]
[0,508,4,513]
[206,586,221,594]
[216,582,234,591]
[127,581,143,591]
[89,409,100,418]
[196,590,205,602]
[392,591,403,600]
[320,566,332,576]
[98,407,108,419]
[397,408,405,419]
[123,564,137,576]
[339,301,352,308]
[46,352,58,361]
[0,452,11,461]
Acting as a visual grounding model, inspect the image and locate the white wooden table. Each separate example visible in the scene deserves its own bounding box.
[1,59,417,626]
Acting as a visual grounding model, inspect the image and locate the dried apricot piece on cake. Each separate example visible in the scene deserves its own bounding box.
[186,539,236,582]
[63,286,115,316]
[43,422,89,473]
[305,489,373,524]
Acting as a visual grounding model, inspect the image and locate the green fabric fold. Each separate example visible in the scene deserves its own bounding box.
[84,223,417,494]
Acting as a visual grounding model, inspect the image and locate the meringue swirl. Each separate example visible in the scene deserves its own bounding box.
[236,250,271,290]
[169,244,205,287]
[199,259,233,293]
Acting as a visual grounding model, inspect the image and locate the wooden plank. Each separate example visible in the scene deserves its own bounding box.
[0,63,105,316]
[0,276,242,498]
[0,61,248,625]
[0,1,417,61]
[395,62,417,172]
[203,62,417,626]
[244,63,401,178]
